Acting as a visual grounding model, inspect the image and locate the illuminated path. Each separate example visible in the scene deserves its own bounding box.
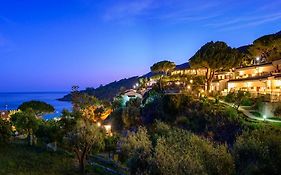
[219,100,281,123]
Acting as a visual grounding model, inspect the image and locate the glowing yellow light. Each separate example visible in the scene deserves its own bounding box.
[276,80,281,87]
[104,125,111,132]
[187,85,191,89]
[190,79,193,84]
[97,122,101,127]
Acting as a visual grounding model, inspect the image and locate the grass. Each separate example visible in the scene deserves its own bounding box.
[0,142,127,175]
[0,143,79,175]
[250,111,281,121]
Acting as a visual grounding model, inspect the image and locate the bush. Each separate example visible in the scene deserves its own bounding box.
[224,92,236,103]
[153,129,235,175]
[240,98,254,106]
[0,118,12,143]
[273,104,281,117]
[121,125,235,175]
[234,127,281,175]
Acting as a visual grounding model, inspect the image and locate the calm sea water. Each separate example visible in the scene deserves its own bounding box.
[0,92,72,120]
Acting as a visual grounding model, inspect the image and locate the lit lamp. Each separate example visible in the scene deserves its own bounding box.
[263,115,266,121]
[190,79,193,84]
[104,125,112,135]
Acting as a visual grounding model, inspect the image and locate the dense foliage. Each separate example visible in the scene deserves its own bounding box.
[0,118,12,142]
[141,93,244,144]
[11,110,41,145]
[121,124,235,175]
[248,31,281,62]
[234,127,281,175]
[189,41,242,91]
[18,100,55,114]
[150,60,176,75]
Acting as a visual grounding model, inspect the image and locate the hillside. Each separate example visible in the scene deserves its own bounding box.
[59,30,281,102]
[58,76,139,101]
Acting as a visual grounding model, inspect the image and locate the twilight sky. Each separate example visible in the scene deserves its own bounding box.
[1,0,281,92]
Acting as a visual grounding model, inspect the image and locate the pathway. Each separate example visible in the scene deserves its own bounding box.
[219,100,281,123]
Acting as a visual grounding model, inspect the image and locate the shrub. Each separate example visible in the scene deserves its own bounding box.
[234,127,281,175]
[240,98,254,106]
[153,129,235,175]
[273,104,281,117]
[0,118,12,143]
[121,125,235,175]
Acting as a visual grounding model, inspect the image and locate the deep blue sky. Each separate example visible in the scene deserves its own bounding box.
[1,0,281,92]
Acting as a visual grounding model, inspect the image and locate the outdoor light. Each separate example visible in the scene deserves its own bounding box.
[187,85,191,89]
[256,57,260,61]
[263,115,266,121]
[190,79,193,83]
[104,125,112,132]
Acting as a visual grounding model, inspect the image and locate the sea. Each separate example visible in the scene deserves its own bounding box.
[0,92,72,120]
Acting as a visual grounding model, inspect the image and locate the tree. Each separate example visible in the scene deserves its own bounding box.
[120,127,152,174]
[121,125,235,175]
[0,118,12,143]
[189,41,242,92]
[104,135,118,159]
[122,98,142,129]
[36,119,64,145]
[234,127,281,175]
[150,60,176,75]
[11,110,41,145]
[18,100,55,115]
[150,60,176,90]
[248,32,281,62]
[233,91,251,110]
[65,91,110,173]
[65,118,105,173]
[153,128,235,175]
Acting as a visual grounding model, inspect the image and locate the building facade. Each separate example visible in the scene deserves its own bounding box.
[169,59,281,102]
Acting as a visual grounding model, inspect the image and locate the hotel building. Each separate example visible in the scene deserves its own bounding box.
[169,59,281,102]
[209,59,281,102]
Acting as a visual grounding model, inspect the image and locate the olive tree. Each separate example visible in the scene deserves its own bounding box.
[65,118,105,173]
[11,110,41,145]
[234,127,281,175]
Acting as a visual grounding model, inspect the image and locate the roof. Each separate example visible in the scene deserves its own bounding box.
[235,62,273,71]
[228,75,271,83]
